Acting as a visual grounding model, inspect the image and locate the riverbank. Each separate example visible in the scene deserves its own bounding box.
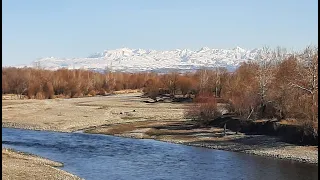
[2,93,318,165]
[84,120,318,164]
[2,148,81,180]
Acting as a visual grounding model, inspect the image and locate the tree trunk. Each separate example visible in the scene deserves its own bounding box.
[312,92,316,122]
[247,107,254,120]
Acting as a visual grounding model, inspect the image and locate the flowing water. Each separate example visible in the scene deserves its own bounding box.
[2,127,318,180]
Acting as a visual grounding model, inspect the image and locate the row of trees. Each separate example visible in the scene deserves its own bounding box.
[184,46,318,126]
[2,67,223,100]
[2,46,318,125]
[2,68,159,99]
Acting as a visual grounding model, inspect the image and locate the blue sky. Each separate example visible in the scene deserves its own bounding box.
[2,0,318,66]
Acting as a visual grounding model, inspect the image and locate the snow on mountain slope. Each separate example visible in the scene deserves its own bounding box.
[31,47,262,72]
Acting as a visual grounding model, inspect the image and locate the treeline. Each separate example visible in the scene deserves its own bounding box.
[183,46,318,127]
[2,68,156,98]
[2,46,318,125]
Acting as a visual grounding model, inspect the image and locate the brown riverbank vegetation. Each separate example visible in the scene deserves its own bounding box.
[2,46,318,140]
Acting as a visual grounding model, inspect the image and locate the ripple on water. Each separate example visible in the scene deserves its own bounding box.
[2,127,318,180]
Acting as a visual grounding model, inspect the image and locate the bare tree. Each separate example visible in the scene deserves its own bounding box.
[198,68,209,94]
[211,67,227,97]
[255,46,275,117]
[178,76,192,97]
[161,72,179,96]
[289,46,318,122]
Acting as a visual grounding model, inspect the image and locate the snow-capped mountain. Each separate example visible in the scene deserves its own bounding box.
[30,47,262,72]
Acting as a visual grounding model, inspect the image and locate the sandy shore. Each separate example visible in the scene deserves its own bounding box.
[2,148,82,180]
[2,93,318,165]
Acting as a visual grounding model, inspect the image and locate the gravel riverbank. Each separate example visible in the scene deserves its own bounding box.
[86,120,318,165]
[185,136,318,164]
[2,148,82,180]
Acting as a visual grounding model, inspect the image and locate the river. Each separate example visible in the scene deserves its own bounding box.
[2,128,318,180]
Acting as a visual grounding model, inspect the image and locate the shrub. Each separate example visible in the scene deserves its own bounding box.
[35,91,45,99]
[88,90,96,97]
[185,93,222,126]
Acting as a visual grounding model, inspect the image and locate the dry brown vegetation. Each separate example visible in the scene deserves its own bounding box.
[2,68,155,99]
[2,45,318,134]
[185,46,318,132]
[184,93,222,126]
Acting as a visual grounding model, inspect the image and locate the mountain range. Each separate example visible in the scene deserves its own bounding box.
[27,46,263,72]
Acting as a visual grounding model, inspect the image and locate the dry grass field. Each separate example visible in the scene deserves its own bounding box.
[2,93,186,132]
